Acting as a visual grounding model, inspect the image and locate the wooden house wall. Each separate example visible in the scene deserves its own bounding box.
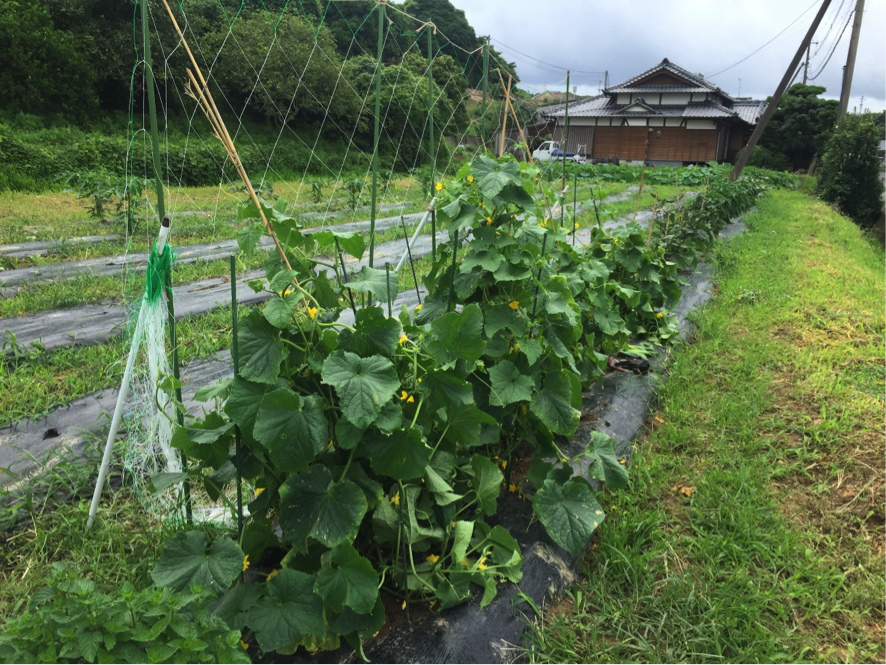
[593,126,718,162]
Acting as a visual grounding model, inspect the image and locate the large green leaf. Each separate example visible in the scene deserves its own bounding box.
[460,247,505,273]
[586,431,629,489]
[427,303,486,367]
[445,404,497,449]
[238,310,284,385]
[593,308,627,336]
[471,155,521,198]
[321,351,400,429]
[151,531,244,594]
[215,583,263,630]
[484,305,526,338]
[421,371,474,407]
[237,222,264,255]
[262,292,305,329]
[470,455,503,516]
[314,543,379,614]
[253,389,328,473]
[365,427,431,482]
[279,465,367,549]
[344,265,399,304]
[530,370,581,436]
[488,360,534,406]
[337,306,401,358]
[424,465,463,506]
[533,478,604,555]
[246,569,325,653]
[224,377,270,437]
[169,413,232,468]
[313,230,365,260]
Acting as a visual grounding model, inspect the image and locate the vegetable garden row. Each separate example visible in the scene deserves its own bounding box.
[1,155,791,662]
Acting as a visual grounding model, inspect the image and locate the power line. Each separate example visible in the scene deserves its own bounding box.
[489,37,605,76]
[808,7,854,79]
[706,0,821,78]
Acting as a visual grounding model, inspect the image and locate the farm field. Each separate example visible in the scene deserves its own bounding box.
[0,158,830,663]
[526,190,886,663]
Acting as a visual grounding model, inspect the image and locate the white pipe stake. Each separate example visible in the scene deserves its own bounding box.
[86,308,145,530]
[394,198,436,273]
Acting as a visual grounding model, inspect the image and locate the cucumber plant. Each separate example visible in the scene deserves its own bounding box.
[149,154,772,657]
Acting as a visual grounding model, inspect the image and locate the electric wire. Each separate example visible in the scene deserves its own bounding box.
[706,0,822,78]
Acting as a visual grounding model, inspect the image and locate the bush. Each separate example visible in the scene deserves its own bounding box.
[816,114,885,229]
[0,564,249,664]
[746,145,792,172]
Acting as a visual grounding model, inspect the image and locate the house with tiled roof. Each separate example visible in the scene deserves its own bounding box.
[543,58,767,165]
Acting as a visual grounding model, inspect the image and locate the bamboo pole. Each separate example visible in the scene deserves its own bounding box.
[160,0,291,273]
[496,69,532,164]
[561,70,570,186]
[499,74,512,157]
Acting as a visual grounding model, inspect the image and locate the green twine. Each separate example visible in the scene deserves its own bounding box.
[144,242,176,305]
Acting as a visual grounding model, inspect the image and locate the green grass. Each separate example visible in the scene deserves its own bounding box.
[524,190,885,663]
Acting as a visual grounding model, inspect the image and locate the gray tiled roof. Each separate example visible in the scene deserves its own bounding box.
[606,84,710,94]
[607,58,734,102]
[733,99,767,124]
[546,95,766,124]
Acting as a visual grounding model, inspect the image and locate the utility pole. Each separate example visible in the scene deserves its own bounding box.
[730,0,833,181]
[802,41,818,84]
[368,2,384,267]
[838,0,865,118]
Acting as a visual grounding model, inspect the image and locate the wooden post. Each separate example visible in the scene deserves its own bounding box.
[369,2,385,266]
[730,0,833,181]
[482,36,489,151]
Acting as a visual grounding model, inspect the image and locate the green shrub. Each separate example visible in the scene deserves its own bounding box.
[816,114,885,229]
[746,145,792,172]
[0,564,249,664]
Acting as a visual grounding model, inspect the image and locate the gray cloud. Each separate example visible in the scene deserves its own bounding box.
[449,0,885,111]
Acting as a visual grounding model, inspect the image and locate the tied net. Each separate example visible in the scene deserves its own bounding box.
[122,0,549,521]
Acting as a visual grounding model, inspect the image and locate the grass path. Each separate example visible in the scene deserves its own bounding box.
[526,190,885,663]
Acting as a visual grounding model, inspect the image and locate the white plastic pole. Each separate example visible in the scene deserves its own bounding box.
[394,199,435,273]
[86,219,169,530]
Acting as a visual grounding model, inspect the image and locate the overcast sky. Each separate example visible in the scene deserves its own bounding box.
[449,0,885,112]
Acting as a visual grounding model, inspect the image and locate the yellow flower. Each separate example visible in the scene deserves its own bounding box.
[508,300,519,310]
[399,333,408,345]
[613,237,619,243]
[390,492,400,506]
[656,312,664,319]
[401,600,407,610]
[267,568,280,581]
[426,554,440,564]
[501,460,508,470]
[435,182,443,191]
[307,306,318,319]
[242,555,250,572]
[467,175,474,183]
[280,288,292,297]
[460,558,468,567]
[486,217,492,225]
[574,223,580,230]
[255,487,265,496]
[508,483,517,493]
[407,395,415,404]
[414,304,422,311]
[417,378,422,383]
[540,219,547,228]
[241,641,249,650]
[478,556,488,570]
[400,391,408,401]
